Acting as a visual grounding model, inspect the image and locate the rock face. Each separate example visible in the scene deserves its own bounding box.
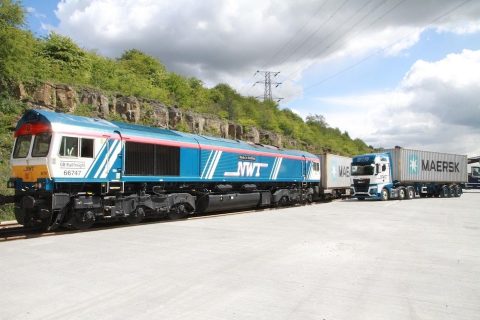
[13,82,297,148]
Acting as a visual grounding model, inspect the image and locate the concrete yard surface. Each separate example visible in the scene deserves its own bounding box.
[1,191,479,320]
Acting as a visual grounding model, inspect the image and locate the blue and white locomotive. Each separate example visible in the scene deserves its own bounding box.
[9,109,321,229]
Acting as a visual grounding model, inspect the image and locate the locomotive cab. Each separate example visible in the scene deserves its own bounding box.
[9,110,110,229]
[10,118,53,191]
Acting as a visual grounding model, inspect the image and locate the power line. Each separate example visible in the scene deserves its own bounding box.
[280,0,390,82]
[253,70,283,102]
[274,0,351,68]
[241,0,330,96]
[260,0,330,70]
[302,0,474,92]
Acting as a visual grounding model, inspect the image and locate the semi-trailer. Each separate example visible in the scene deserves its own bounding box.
[350,147,467,200]
[317,153,352,199]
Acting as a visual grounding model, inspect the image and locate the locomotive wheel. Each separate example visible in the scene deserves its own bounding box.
[26,217,50,231]
[68,210,96,230]
[20,208,50,231]
[124,207,145,224]
[280,196,289,206]
[306,193,313,204]
[168,203,191,220]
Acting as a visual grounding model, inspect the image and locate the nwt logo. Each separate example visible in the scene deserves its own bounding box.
[224,161,268,177]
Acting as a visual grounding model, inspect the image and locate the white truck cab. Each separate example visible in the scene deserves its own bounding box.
[351,153,392,200]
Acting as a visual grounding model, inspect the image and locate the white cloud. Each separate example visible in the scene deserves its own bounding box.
[49,0,480,157]
[52,0,480,87]
[26,6,47,19]
[318,49,480,156]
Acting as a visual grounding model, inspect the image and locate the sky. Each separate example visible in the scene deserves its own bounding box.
[22,0,480,157]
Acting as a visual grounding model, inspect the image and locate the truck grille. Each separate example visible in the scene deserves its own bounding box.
[353,179,370,193]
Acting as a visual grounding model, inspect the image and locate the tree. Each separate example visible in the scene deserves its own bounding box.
[0,0,24,28]
[119,49,167,87]
[40,32,90,82]
[0,0,38,84]
[306,114,328,128]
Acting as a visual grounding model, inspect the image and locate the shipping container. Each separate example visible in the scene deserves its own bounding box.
[386,148,467,183]
[318,153,352,198]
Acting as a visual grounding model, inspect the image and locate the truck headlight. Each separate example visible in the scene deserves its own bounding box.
[369,187,377,195]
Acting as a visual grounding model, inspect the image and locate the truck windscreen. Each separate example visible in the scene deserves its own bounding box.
[351,164,374,176]
[472,167,480,177]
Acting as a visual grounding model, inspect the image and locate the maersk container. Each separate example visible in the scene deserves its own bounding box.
[318,153,352,198]
[351,147,468,201]
[385,148,467,183]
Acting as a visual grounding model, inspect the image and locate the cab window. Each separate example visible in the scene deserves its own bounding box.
[473,167,480,177]
[80,138,94,158]
[32,133,52,157]
[59,136,78,157]
[13,135,32,158]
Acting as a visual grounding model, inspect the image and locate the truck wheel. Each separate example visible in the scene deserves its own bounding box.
[380,188,389,201]
[455,185,462,197]
[406,187,415,199]
[398,188,406,200]
[449,185,456,197]
[440,185,449,198]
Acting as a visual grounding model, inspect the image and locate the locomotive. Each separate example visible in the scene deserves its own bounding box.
[7,109,322,230]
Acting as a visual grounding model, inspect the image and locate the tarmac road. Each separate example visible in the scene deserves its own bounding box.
[1,190,479,320]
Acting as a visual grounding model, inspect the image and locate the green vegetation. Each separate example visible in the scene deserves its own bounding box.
[0,0,372,220]
[0,94,28,220]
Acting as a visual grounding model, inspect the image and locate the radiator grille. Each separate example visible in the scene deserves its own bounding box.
[125,142,180,176]
[353,179,370,193]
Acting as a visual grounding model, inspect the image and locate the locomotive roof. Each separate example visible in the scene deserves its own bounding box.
[20,109,318,159]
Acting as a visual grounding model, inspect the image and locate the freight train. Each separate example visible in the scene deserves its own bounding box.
[5,109,342,230]
[351,147,468,200]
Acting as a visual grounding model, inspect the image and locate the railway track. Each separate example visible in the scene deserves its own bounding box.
[0,203,322,242]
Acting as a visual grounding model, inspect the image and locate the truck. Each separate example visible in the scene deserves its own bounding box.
[465,156,480,189]
[350,147,467,200]
[316,153,352,200]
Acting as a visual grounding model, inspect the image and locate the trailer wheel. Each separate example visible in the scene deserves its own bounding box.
[380,188,389,201]
[406,187,415,199]
[398,188,406,200]
[440,185,449,198]
[456,185,462,197]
